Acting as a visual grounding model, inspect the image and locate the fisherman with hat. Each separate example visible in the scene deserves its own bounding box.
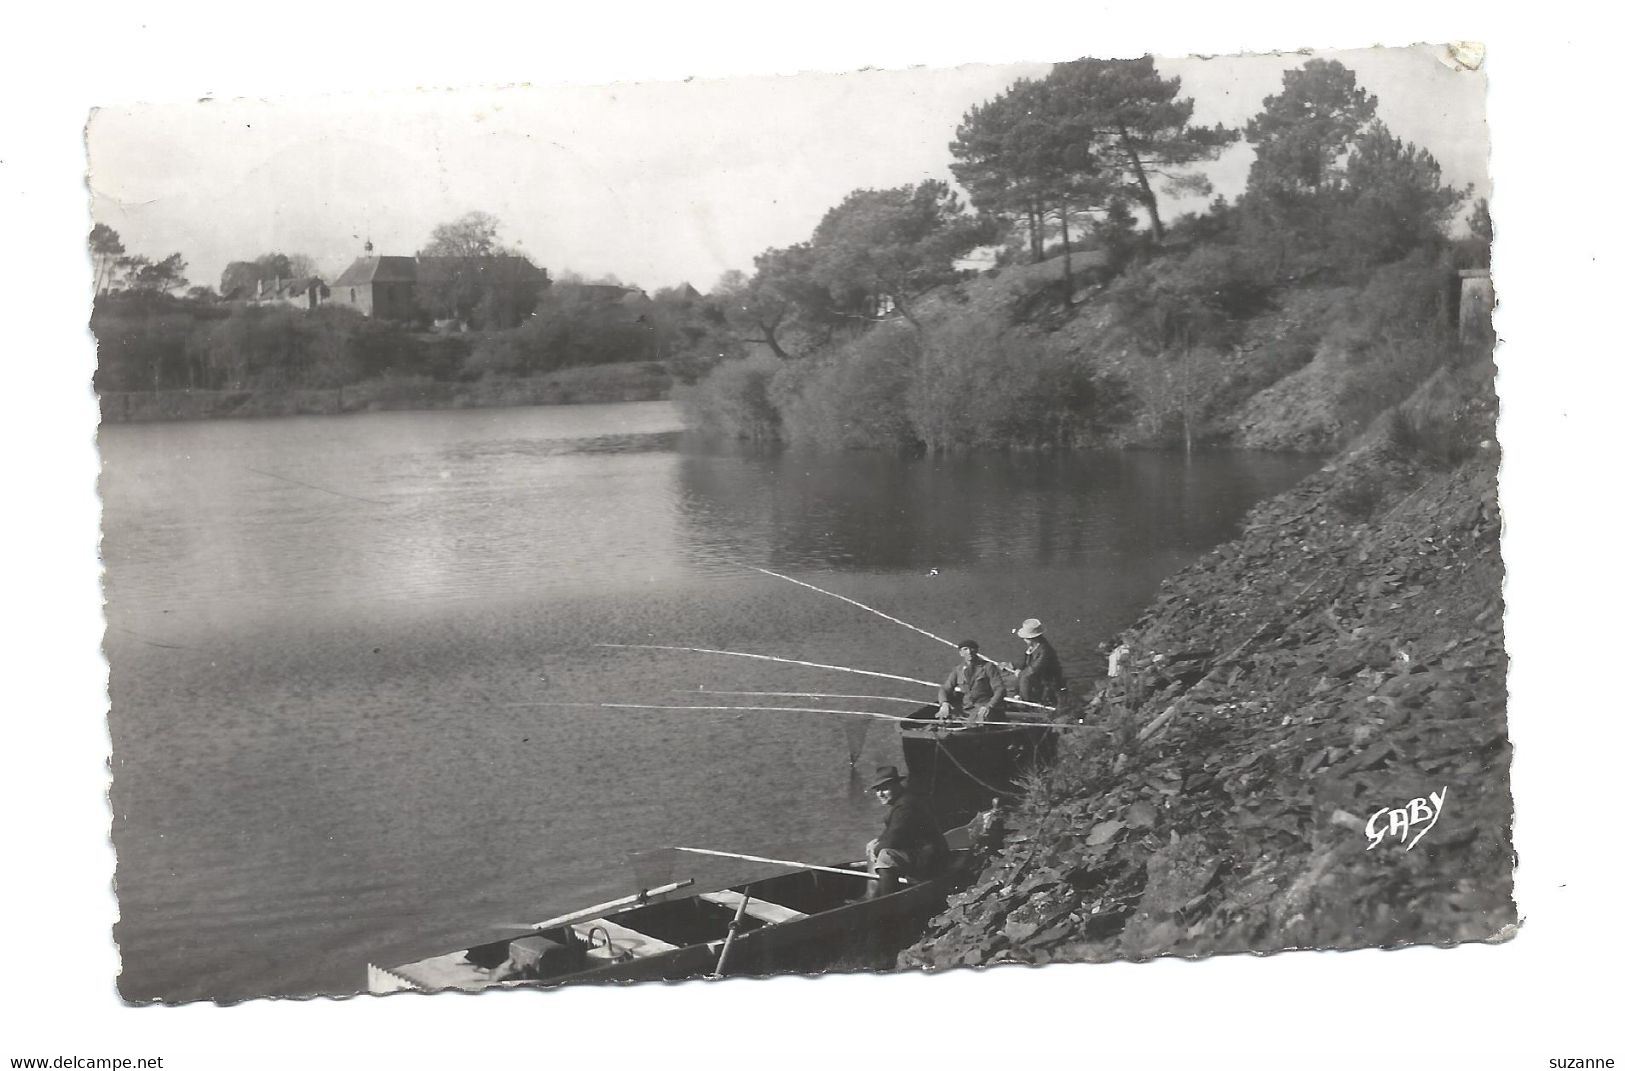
[1008,618,1065,707]
[864,765,948,897]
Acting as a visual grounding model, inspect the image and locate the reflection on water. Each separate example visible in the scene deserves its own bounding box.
[675,444,1311,572]
[100,401,1319,1002]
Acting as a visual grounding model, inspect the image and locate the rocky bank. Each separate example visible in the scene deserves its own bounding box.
[900,366,1513,967]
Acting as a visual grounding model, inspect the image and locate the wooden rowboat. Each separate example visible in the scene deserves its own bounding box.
[899,706,1059,824]
[367,836,978,993]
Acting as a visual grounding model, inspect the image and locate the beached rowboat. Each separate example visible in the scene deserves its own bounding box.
[367,833,979,993]
[899,706,1059,823]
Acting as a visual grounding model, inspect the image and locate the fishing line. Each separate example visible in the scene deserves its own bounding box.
[749,566,957,648]
[669,846,883,883]
[243,465,389,506]
[597,643,939,689]
[517,700,915,723]
[741,566,1054,713]
[679,689,927,706]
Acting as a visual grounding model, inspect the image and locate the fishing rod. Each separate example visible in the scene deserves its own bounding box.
[599,642,1052,712]
[743,566,1055,713]
[670,846,899,884]
[679,689,926,706]
[596,643,939,689]
[517,698,1085,732]
[749,566,958,649]
[517,700,916,723]
[525,879,696,932]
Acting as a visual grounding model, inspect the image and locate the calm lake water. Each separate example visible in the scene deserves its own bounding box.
[100,400,1319,1001]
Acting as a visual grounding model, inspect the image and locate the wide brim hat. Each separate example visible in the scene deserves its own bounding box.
[1015,618,1045,639]
[870,765,906,792]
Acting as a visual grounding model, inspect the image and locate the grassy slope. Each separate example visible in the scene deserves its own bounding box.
[910,250,1453,453]
[898,355,1511,967]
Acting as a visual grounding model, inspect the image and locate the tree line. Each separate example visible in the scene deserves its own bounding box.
[684,56,1490,453]
[90,209,738,394]
[91,55,1489,431]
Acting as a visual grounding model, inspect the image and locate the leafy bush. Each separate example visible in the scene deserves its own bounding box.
[676,353,783,440]
[91,311,197,391]
[1112,246,1276,359]
[1346,252,1453,339]
[905,318,993,451]
[461,331,529,379]
[192,305,433,390]
[1333,335,1441,432]
[463,286,659,377]
[907,315,1101,451]
[185,306,337,389]
[1164,196,1240,246]
[772,328,919,450]
[1322,253,1458,431]
[664,346,729,386]
[90,291,231,391]
[405,333,471,381]
[1385,358,1497,471]
[1195,247,1277,323]
[1385,408,1479,471]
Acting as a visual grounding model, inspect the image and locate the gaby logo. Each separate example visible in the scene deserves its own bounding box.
[1364,787,1448,851]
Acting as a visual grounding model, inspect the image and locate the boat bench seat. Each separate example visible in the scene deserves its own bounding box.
[569,918,680,960]
[699,889,809,925]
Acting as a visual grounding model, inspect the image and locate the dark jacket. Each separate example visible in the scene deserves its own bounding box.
[1016,636,1064,705]
[875,790,948,857]
[938,658,1005,711]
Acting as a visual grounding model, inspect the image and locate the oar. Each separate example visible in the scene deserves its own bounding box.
[597,644,938,689]
[670,846,900,884]
[709,889,752,979]
[514,701,916,723]
[526,879,695,932]
[749,566,957,649]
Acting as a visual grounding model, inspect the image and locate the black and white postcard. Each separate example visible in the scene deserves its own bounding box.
[5,9,1617,1070]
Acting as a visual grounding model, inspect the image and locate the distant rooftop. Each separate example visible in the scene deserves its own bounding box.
[332,256,418,287]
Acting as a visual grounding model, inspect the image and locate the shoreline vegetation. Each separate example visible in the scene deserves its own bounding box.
[671,57,1490,457]
[676,249,1484,455]
[91,58,1490,455]
[98,360,671,423]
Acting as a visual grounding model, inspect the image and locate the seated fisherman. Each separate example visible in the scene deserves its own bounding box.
[1008,618,1065,707]
[937,639,1006,723]
[864,765,948,896]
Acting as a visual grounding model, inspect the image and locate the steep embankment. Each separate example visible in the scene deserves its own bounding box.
[900,368,1511,967]
[907,250,1456,454]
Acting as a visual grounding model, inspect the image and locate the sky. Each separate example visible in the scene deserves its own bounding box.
[86,44,1488,295]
